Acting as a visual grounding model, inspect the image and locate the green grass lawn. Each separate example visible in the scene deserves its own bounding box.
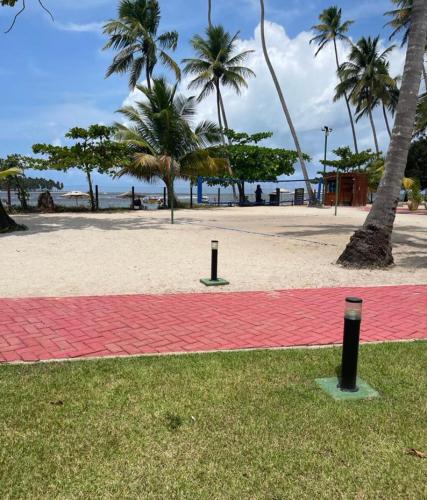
[0,342,426,499]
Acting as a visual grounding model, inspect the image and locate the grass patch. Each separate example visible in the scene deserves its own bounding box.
[0,342,426,498]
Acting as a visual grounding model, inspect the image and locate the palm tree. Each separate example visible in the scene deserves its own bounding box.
[385,0,427,89]
[103,0,180,90]
[335,37,395,154]
[310,6,359,153]
[115,79,225,224]
[0,165,26,233]
[338,0,427,268]
[259,0,314,201]
[354,71,400,139]
[183,26,255,139]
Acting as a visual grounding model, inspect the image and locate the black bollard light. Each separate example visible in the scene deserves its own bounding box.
[200,240,229,287]
[316,295,378,400]
[339,297,363,392]
[211,240,218,281]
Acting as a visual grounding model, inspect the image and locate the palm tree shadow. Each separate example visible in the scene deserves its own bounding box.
[1,213,201,236]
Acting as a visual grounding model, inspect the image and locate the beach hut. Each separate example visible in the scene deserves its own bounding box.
[324,172,368,207]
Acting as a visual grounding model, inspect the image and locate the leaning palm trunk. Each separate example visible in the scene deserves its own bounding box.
[259,0,314,202]
[338,0,427,268]
[333,39,359,153]
[367,103,380,154]
[208,0,212,27]
[382,103,392,138]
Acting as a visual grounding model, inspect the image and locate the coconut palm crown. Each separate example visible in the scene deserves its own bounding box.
[182,25,255,130]
[385,0,413,45]
[335,36,396,153]
[103,0,180,90]
[310,5,353,56]
[310,5,358,152]
[115,78,225,222]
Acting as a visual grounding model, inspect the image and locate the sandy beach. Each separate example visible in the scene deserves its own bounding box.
[1,206,426,298]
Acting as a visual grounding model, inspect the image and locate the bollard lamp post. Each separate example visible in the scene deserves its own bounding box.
[315,296,379,400]
[200,240,229,287]
[340,297,363,392]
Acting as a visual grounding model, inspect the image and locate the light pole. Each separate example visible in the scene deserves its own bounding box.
[321,126,332,206]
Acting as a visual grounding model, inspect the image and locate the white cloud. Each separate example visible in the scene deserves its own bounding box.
[55,21,104,33]
[123,21,407,178]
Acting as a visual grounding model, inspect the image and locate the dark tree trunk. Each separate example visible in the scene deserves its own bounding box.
[86,170,96,212]
[0,199,26,233]
[338,0,427,268]
[237,181,245,204]
[146,55,151,91]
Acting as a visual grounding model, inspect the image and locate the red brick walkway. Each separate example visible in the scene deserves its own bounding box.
[0,285,425,363]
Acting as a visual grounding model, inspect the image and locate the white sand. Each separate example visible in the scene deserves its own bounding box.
[1,206,426,298]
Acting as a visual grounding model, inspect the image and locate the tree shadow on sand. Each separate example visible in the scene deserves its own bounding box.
[0,213,201,236]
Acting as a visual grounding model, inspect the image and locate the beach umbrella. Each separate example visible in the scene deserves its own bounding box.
[61,191,90,206]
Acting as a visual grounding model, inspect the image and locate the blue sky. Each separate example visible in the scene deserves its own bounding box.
[0,0,407,192]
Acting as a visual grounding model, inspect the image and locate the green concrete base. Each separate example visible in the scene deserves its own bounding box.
[315,377,379,401]
[200,278,230,287]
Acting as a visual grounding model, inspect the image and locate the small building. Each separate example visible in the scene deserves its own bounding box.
[324,172,368,207]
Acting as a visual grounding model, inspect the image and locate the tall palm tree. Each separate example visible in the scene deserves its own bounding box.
[335,36,395,154]
[103,0,180,90]
[182,26,255,138]
[354,72,400,139]
[115,79,225,224]
[259,0,314,201]
[310,6,359,153]
[183,26,254,200]
[0,166,26,233]
[385,0,427,89]
[338,0,427,268]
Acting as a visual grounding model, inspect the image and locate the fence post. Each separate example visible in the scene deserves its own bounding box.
[131,186,135,210]
[163,187,167,208]
[217,188,221,207]
[190,182,193,209]
[197,176,203,204]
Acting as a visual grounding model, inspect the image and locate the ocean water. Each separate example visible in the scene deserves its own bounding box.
[0,184,310,209]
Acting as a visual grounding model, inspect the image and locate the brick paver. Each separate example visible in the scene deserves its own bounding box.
[0,285,425,363]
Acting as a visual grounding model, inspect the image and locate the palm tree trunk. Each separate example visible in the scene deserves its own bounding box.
[382,103,392,138]
[368,104,380,154]
[208,0,212,27]
[218,87,238,201]
[169,159,175,224]
[146,56,151,91]
[333,39,359,153]
[0,199,26,233]
[219,92,229,131]
[215,80,224,141]
[338,0,427,268]
[259,0,314,203]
